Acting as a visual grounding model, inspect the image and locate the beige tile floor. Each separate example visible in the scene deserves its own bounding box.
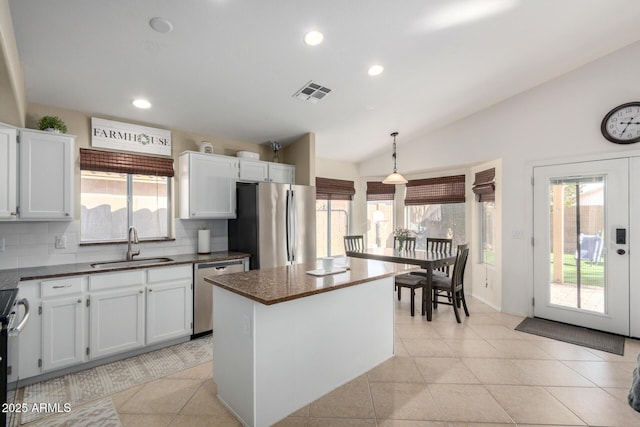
[24,291,640,426]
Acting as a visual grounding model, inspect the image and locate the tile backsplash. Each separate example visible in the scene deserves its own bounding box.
[0,219,228,270]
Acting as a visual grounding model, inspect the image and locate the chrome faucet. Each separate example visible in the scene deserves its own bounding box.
[126,226,140,260]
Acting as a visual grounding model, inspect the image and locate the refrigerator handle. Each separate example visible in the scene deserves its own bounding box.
[290,190,297,261]
[286,189,292,262]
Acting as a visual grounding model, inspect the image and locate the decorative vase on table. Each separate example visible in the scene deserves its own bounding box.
[394,227,410,251]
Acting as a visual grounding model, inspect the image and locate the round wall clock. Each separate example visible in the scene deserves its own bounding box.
[601,102,640,144]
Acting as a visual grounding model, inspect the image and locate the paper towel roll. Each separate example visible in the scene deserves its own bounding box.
[198,229,211,254]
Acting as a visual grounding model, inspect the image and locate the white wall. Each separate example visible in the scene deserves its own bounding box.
[360,40,640,316]
[0,219,228,269]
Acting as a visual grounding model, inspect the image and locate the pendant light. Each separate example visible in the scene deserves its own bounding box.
[382,132,407,184]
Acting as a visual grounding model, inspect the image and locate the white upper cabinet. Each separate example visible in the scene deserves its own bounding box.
[239,159,269,182]
[268,162,295,184]
[238,158,295,184]
[179,151,238,219]
[19,130,74,220]
[0,126,17,219]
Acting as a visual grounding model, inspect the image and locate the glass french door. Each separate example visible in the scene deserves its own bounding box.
[533,159,629,335]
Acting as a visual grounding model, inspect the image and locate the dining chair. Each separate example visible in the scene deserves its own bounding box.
[393,236,423,316]
[429,244,470,323]
[343,235,364,252]
[393,236,416,251]
[411,237,453,278]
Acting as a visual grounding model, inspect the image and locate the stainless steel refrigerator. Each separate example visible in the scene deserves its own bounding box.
[228,182,316,270]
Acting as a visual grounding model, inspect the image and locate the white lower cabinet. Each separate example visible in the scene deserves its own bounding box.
[42,295,86,371]
[90,286,145,360]
[12,264,193,382]
[146,280,192,344]
[40,276,86,372]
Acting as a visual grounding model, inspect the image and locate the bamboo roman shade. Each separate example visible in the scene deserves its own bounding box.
[80,149,174,177]
[404,175,465,205]
[472,168,495,202]
[315,177,356,200]
[366,181,395,201]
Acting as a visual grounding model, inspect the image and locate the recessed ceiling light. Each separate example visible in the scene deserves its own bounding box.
[304,30,324,46]
[149,17,173,33]
[368,65,384,76]
[132,99,151,109]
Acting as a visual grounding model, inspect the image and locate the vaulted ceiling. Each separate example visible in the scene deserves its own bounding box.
[8,0,640,162]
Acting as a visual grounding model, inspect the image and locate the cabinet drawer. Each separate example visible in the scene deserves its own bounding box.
[41,276,83,298]
[89,270,145,291]
[147,265,192,283]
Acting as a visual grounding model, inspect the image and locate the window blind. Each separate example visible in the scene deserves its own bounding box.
[404,175,465,205]
[80,149,174,177]
[366,181,395,201]
[472,168,495,202]
[315,177,356,200]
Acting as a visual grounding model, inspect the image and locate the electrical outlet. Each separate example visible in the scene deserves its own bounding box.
[55,235,67,249]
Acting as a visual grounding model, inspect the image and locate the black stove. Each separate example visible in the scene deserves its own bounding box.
[0,288,18,427]
[0,289,17,324]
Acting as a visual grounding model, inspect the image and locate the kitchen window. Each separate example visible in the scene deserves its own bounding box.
[404,175,466,249]
[80,149,173,243]
[315,177,355,257]
[366,181,395,249]
[480,201,496,264]
[472,168,496,264]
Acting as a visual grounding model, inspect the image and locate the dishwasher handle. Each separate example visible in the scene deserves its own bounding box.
[196,260,244,270]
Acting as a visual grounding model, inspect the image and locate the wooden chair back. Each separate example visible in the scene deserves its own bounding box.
[451,244,470,291]
[343,235,364,252]
[427,237,452,253]
[394,236,416,251]
[427,237,453,275]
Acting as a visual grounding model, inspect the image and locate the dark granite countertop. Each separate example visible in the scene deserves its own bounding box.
[0,251,250,290]
[205,257,417,305]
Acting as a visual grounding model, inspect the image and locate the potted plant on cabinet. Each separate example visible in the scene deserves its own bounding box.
[37,115,68,134]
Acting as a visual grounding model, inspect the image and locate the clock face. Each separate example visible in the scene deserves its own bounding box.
[601,102,640,144]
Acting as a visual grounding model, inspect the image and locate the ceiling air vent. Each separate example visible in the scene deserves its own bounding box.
[292,81,332,103]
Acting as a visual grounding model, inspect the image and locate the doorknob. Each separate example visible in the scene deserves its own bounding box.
[617,249,626,255]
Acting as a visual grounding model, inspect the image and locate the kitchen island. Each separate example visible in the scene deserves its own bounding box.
[205,257,415,427]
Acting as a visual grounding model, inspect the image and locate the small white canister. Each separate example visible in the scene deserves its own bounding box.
[198,228,211,254]
[200,141,213,154]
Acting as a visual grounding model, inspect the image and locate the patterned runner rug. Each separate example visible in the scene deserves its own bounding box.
[20,335,212,424]
[25,398,121,427]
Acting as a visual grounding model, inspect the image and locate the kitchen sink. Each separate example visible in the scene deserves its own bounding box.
[90,257,174,269]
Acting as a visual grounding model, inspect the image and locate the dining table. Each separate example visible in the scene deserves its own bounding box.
[346,247,456,321]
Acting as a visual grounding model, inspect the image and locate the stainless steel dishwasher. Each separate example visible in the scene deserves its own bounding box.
[193,258,247,336]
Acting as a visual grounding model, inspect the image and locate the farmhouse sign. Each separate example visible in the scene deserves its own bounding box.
[91,117,171,156]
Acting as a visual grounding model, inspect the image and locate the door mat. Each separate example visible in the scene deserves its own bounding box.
[515,317,625,356]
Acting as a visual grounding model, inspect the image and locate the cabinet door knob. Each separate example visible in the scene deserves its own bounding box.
[65,213,70,216]
[77,299,82,304]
